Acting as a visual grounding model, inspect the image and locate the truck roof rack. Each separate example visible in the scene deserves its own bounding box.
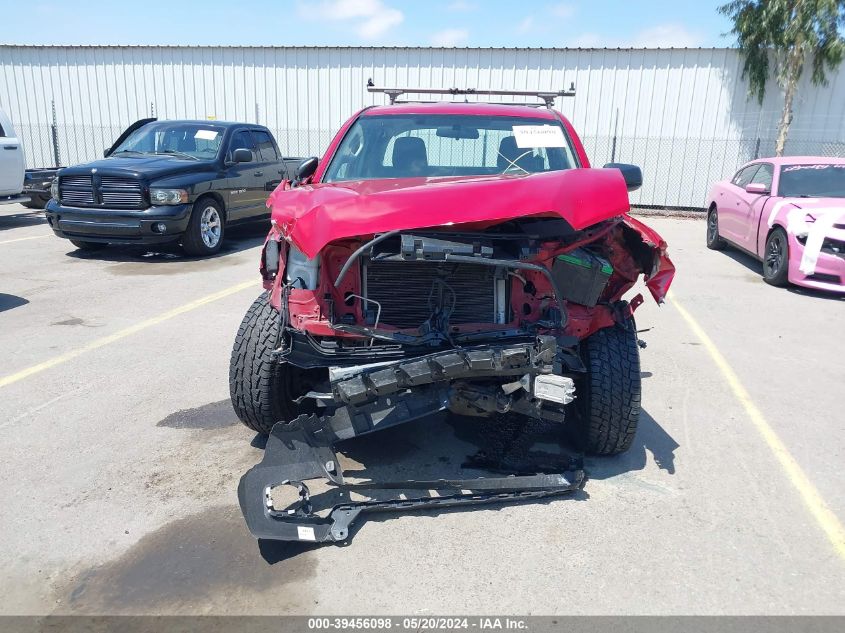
[366,80,576,108]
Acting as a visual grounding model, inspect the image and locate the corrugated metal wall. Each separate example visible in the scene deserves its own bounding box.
[2,45,844,207]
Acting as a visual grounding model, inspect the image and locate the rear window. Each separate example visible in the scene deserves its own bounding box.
[253,130,278,162]
[323,114,579,182]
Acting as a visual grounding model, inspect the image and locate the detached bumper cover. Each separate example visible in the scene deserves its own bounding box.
[238,336,585,542]
[238,424,584,543]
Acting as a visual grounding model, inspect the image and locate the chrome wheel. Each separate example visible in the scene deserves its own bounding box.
[200,206,221,248]
[765,232,785,277]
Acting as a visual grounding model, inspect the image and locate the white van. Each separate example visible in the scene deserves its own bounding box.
[0,107,28,204]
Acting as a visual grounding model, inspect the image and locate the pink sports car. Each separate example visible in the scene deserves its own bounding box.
[706,156,845,293]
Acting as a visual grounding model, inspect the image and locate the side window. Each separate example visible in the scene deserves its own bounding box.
[749,163,773,190]
[0,122,5,138]
[253,130,278,162]
[732,165,760,188]
[230,130,256,160]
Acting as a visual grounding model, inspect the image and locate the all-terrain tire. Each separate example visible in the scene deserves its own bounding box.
[229,293,310,434]
[706,206,726,250]
[69,239,108,251]
[182,197,225,257]
[576,319,641,455]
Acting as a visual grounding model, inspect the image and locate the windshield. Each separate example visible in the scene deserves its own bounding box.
[778,163,845,198]
[112,122,225,160]
[323,114,579,182]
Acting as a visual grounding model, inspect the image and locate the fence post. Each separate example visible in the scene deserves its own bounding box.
[50,100,61,168]
[754,137,761,160]
[610,108,619,163]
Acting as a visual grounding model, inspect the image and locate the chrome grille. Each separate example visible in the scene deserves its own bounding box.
[364,261,497,328]
[59,174,146,209]
[59,175,95,205]
[100,177,145,208]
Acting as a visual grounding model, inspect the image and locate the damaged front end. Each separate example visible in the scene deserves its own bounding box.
[238,336,585,543]
[238,203,673,542]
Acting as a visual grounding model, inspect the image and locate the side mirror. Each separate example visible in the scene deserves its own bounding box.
[745,182,769,195]
[232,148,252,163]
[603,163,643,192]
[296,157,319,181]
[103,148,110,157]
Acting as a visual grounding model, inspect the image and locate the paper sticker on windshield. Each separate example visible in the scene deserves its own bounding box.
[194,129,218,140]
[512,125,566,148]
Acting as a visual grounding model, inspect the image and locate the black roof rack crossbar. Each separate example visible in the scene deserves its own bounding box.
[366,81,576,108]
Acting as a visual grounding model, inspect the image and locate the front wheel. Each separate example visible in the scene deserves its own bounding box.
[575,319,641,455]
[229,293,319,434]
[182,198,225,256]
[763,227,790,287]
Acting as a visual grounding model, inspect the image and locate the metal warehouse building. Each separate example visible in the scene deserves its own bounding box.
[2,45,844,207]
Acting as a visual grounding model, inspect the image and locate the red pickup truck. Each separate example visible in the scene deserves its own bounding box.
[231,86,675,543]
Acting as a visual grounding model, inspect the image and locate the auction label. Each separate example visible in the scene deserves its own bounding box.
[512,125,566,148]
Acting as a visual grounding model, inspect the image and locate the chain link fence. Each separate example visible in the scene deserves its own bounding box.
[19,122,845,209]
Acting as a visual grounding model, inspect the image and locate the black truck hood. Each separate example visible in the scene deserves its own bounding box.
[58,155,214,181]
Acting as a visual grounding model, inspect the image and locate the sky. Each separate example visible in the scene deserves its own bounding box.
[4,0,735,48]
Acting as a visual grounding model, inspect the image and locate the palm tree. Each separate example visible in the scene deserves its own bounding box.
[719,0,845,156]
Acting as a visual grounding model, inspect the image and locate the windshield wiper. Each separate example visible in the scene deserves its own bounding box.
[156,149,199,161]
[111,150,147,155]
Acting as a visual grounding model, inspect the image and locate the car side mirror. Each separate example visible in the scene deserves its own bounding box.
[603,162,643,192]
[103,148,110,157]
[745,182,769,195]
[296,157,319,181]
[232,148,252,163]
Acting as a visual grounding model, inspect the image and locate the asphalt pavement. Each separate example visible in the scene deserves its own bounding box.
[0,203,843,615]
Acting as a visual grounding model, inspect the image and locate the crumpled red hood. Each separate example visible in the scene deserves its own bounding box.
[268,169,631,259]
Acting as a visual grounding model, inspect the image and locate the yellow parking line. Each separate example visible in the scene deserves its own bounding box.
[0,280,257,389]
[0,235,49,245]
[671,292,845,560]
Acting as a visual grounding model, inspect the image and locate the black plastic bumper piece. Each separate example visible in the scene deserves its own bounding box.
[238,423,585,543]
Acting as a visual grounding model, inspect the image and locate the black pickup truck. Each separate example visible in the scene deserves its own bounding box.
[45,119,302,255]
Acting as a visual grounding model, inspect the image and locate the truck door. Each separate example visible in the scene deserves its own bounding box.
[0,110,26,197]
[225,129,262,221]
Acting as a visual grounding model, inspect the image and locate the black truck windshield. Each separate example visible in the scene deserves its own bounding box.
[112,123,225,160]
[779,164,845,198]
[323,114,579,182]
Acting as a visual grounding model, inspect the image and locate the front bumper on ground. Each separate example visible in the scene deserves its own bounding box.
[239,336,585,543]
[44,200,192,244]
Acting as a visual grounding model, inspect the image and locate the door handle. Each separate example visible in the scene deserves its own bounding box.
[254,171,264,177]
[3,145,18,150]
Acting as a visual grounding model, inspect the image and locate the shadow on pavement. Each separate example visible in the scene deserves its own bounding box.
[0,293,30,313]
[0,208,47,231]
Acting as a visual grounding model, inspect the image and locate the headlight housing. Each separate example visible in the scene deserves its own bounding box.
[150,188,189,205]
[50,179,59,200]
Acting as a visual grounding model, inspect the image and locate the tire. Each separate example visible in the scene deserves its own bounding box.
[706,206,726,250]
[182,197,225,256]
[69,239,108,251]
[763,227,790,287]
[23,194,50,209]
[575,319,641,456]
[229,293,318,434]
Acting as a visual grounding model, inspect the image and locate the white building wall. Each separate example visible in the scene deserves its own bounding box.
[1,45,843,206]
